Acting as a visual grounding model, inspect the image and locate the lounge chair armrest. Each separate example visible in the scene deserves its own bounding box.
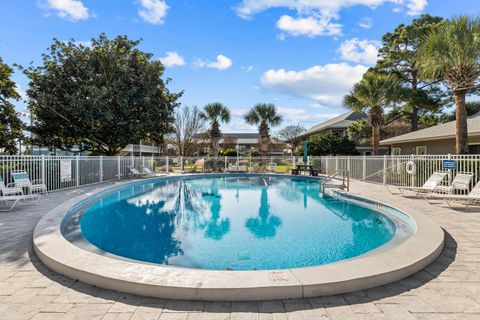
[31,179,45,185]
[6,182,17,188]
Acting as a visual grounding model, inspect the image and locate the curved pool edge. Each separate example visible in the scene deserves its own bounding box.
[33,174,444,301]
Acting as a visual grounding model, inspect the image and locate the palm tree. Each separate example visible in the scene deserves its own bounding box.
[244,103,283,157]
[417,16,480,154]
[344,72,403,155]
[199,102,230,158]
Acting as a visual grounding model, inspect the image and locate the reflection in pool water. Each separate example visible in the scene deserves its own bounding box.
[77,176,396,270]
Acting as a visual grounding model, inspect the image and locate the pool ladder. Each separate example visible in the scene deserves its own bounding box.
[320,169,350,196]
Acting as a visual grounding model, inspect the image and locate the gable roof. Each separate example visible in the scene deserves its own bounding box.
[298,111,367,139]
[380,114,480,145]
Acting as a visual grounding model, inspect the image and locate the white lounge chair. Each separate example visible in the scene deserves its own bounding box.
[397,172,447,197]
[433,172,473,194]
[267,163,278,173]
[141,166,156,177]
[0,176,23,196]
[127,165,148,178]
[11,171,47,194]
[428,180,480,208]
[227,164,247,172]
[0,194,34,211]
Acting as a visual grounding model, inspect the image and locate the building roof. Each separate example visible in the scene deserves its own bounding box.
[380,114,480,145]
[298,111,367,139]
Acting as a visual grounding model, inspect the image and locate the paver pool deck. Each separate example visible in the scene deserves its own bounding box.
[0,178,479,320]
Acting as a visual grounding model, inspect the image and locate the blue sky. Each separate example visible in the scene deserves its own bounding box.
[0,0,478,133]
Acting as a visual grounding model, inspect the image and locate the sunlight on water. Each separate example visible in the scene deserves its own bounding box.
[78,176,396,270]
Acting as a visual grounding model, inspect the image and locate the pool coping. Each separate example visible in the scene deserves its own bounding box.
[33,174,445,301]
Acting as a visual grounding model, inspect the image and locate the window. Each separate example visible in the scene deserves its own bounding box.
[469,144,480,154]
[416,146,427,155]
[392,147,401,155]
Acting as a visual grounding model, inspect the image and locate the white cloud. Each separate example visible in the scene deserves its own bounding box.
[159,51,185,67]
[195,55,233,70]
[138,0,169,25]
[260,63,368,106]
[235,0,428,37]
[41,0,90,21]
[358,17,372,29]
[242,66,254,72]
[406,0,427,16]
[278,108,339,123]
[276,14,342,37]
[338,38,381,65]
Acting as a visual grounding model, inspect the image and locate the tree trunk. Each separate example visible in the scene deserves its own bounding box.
[454,90,469,154]
[371,124,380,155]
[411,106,419,132]
[411,74,419,132]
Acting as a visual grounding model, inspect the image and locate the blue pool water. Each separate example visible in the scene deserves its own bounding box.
[73,175,397,270]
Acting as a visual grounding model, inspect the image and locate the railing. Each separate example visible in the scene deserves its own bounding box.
[1,154,479,193]
[321,154,480,194]
[320,169,350,196]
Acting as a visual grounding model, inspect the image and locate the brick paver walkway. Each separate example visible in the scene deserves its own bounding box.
[0,180,479,320]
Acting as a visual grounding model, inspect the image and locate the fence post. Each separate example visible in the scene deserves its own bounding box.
[383,155,387,185]
[180,156,184,173]
[41,155,46,186]
[142,156,145,169]
[335,156,339,172]
[166,156,169,174]
[347,155,351,176]
[362,154,366,180]
[447,153,452,185]
[76,155,80,187]
[307,156,310,166]
[224,156,227,172]
[99,156,103,182]
[117,156,121,179]
[411,154,416,187]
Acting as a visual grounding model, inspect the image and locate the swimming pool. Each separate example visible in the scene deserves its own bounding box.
[62,174,407,271]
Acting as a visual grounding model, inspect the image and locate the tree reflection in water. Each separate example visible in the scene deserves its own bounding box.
[245,187,281,238]
[201,179,230,240]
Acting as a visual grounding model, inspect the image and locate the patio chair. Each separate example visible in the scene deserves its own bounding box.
[433,172,473,195]
[11,171,47,195]
[397,172,447,197]
[127,165,148,178]
[267,163,278,173]
[0,176,23,196]
[0,193,34,211]
[140,166,158,177]
[428,180,480,208]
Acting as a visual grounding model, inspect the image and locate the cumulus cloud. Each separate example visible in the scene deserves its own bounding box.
[406,0,428,16]
[194,55,233,70]
[159,51,185,67]
[235,0,428,37]
[138,0,169,25]
[278,108,340,123]
[276,14,342,37]
[260,63,368,106]
[338,38,381,65]
[358,17,372,29]
[41,0,90,21]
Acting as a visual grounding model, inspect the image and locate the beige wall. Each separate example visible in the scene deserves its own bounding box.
[388,135,480,155]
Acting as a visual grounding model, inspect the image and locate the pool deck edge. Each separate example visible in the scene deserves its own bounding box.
[33,175,445,301]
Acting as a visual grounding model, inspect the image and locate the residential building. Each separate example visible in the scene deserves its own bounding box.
[380,113,480,155]
[298,111,388,155]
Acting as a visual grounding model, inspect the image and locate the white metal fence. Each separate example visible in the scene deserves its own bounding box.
[1,154,479,193]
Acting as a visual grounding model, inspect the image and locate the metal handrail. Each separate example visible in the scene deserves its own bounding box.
[321,169,349,196]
